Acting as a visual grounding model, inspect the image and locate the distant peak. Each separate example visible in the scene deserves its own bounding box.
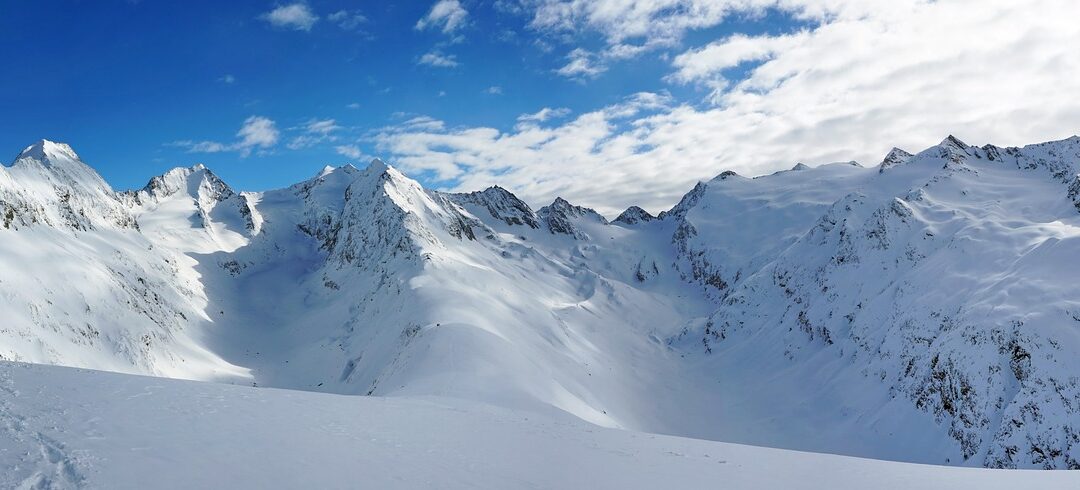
[713,170,742,181]
[314,164,359,179]
[791,163,810,171]
[614,206,656,225]
[879,147,914,173]
[16,139,81,164]
[366,158,389,174]
[940,135,968,148]
[192,163,207,172]
[551,196,572,207]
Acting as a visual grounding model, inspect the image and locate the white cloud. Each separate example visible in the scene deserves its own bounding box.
[669,32,808,86]
[304,119,340,135]
[261,3,319,31]
[516,107,571,126]
[555,48,605,79]
[519,0,888,77]
[418,51,460,68]
[173,116,280,158]
[235,116,280,156]
[328,10,367,30]
[170,140,229,153]
[373,0,1080,216]
[288,119,341,150]
[335,145,366,159]
[218,74,236,84]
[346,102,361,110]
[485,86,504,95]
[416,0,468,34]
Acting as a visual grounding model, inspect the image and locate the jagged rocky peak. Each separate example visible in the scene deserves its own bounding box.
[614,205,656,225]
[791,163,811,171]
[658,181,708,221]
[941,134,968,149]
[713,170,742,181]
[447,185,540,229]
[879,147,914,173]
[363,157,394,178]
[138,163,235,204]
[931,135,975,165]
[538,197,608,237]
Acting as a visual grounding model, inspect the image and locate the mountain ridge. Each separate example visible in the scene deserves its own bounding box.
[3,135,1080,468]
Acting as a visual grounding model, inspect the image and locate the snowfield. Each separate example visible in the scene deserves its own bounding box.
[1,362,1076,489]
[3,135,1080,484]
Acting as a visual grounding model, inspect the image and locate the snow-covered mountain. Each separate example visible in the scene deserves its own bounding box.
[2,136,1080,469]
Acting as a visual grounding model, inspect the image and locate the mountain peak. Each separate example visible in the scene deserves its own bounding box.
[15,139,81,165]
[614,205,656,225]
[713,170,742,181]
[138,163,234,203]
[366,158,390,175]
[940,134,968,149]
[879,147,914,173]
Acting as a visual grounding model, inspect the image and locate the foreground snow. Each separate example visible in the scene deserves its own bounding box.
[0,362,1075,490]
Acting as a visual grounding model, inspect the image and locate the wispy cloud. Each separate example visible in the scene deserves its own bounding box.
[172,116,280,157]
[485,86,503,95]
[334,145,366,159]
[516,107,571,127]
[555,48,605,80]
[418,51,459,68]
[327,9,367,30]
[416,0,468,34]
[287,119,341,150]
[261,3,318,31]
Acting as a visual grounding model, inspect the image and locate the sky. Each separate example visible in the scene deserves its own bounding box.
[2,0,1079,216]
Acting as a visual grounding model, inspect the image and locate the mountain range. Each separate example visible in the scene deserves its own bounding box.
[2,135,1080,469]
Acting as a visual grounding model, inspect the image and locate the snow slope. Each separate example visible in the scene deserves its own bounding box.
[1,361,1076,490]
[674,136,1080,468]
[3,136,1080,470]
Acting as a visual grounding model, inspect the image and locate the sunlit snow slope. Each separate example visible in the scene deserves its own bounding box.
[3,136,1080,469]
[2,362,1077,489]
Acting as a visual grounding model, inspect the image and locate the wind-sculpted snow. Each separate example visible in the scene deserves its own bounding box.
[3,136,1080,469]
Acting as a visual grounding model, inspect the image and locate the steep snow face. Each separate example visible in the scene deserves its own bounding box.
[448,186,541,230]
[677,136,1080,468]
[0,143,246,380]
[125,164,255,252]
[0,140,135,230]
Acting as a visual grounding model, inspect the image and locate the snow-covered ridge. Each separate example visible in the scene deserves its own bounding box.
[3,136,1080,469]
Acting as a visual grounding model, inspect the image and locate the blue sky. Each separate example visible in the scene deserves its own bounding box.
[2,1,1078,214]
